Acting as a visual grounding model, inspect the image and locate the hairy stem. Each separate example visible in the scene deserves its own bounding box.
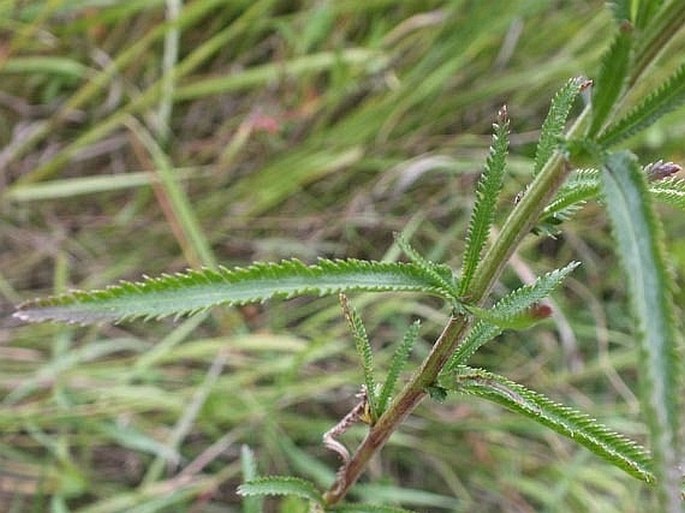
[323,105,591,506]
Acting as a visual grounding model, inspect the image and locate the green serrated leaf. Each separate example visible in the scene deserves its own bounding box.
[459,107,509,294]
[601,151,681,511]
[588,29,632,137]
[465,302,552,330]
[534,77,587,176]
[340,293,378,421]
[440,367,654,484]
[541,168,600,221]
[536,168,599,232]
[608,0,630,23]
[598,63,685,147]
[536,161,682,234]
[444,320,499,372]
[238,476,323,504]
[470,261,578,325]
[376,320,419,416]
[14,259,454,325]
[649,177,685,211]
[539,164,685,230]
[394,233,459,299]
[634,0,664,29]
[446,261,579,370]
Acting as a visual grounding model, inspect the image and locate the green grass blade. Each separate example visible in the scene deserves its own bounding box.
[238,476,323,504]
[458,107,509,295]
[126,117,215,268]
[534,77,587,176]
[587,29,632,137]
[157,0,181,145]
[15,0,275,185]
[14,259,455,324]
[5,166,210,202]
[598,63,685,147]
[339,293,378,420]
[600,151,681,511]
[376,320,420,416]
[440,367,654,484]
[175,49,383,101]
[446,261,579,369]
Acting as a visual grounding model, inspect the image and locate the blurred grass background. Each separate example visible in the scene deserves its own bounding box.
[1,1,685,512]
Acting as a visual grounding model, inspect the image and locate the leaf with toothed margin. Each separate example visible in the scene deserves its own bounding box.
[535,77,588,176]
[588,28,632,138]
[340,293,379,421]
[440,366,654,485]
[238,476,322,504]
[14,259,457,325]
[458,107,509,295]
[598,63,685,147]
[601,151,681,511]
[445,261,579,370]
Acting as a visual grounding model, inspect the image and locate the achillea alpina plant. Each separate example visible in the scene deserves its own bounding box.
[14,2,685,511]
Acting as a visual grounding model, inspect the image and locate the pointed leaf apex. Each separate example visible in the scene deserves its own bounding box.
[497,104,509,124]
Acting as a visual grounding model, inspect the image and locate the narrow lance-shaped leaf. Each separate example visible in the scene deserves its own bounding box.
[538,168,600,227]
[238,476,323,504]
[459,106,509,295]
[588,28,632,137]
[598,62,685,147]
[649,176,685,211]
[240,446,263,513]
[534,77,588,176]
[440,367,654,484]
[446,261,579,370]
[14,259,456,325]
[394,233,459,300]
[376,320,420,416]
[464,302,553,331]
[538,161,683,230]
[340,293,378,421]
[601,151,681,511]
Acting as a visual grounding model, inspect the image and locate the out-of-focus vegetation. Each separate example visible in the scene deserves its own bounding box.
[2,1,685,512]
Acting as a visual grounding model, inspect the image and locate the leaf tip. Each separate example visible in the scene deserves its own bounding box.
[497,104,509,124]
